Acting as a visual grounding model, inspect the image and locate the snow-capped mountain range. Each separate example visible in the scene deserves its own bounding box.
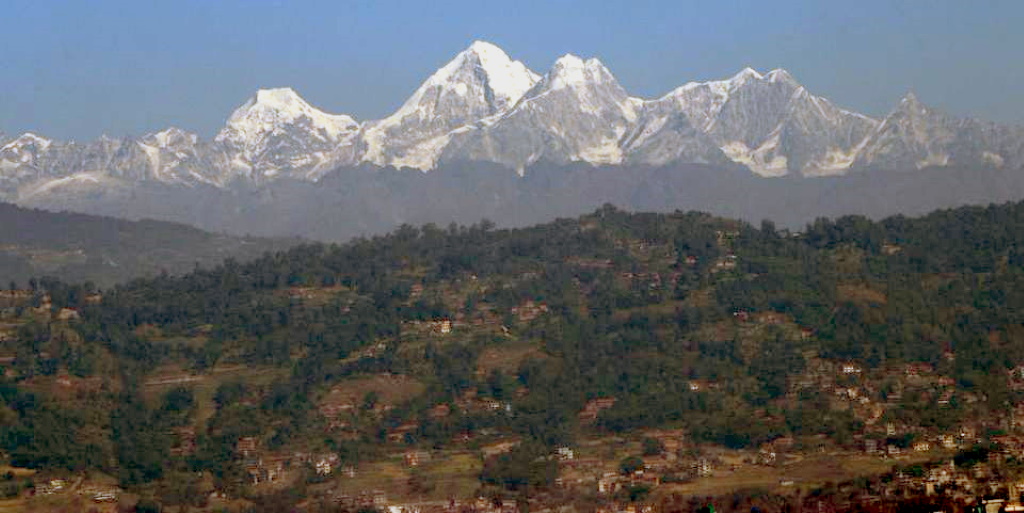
[3,41,1023,201]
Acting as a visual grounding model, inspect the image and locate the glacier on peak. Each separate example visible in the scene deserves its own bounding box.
[543,54,616,91]
[217,87,359,147]
[462,40,540,106]
[849,91,1024,171]
[438,51,640,171]
[2,132,54,152]
[728,66,763,86]
[379,40,539,124]
[212,87,361,181]
[524,54,637,117]
[358,40,540,170]
[764,68,797,85]
[631,67,880,176]
[144,127,198,148]
[3,44,1021,197]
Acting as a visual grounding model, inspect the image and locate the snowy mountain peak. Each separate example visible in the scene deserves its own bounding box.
[462,40,516,62]
[434,40,540,107]
[358,40,540,170]
[393,40,540,114]
[2,132,53,152]
[639,66,881,177]
[211,88,360,181]
[466,40,497,52]
[1,132,55,171]
[254,87,304,106]
[3,42,1021,196]
[552,53,585,67]
[143,127,198,147]
[852,92,963,170]
[439,51,640,171]
[728,67,764,87]
[216,87,358,146]
[897,91,927,113]
[877,92,936,129]
[765,68,797,85]
[544,54,617,91]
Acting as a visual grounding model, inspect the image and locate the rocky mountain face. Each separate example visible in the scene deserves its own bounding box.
[628,68,880,176]
[440,54,643,172]
[2,41,1023,208]
[359,40,540,170]
[854,93,1024,171]
[0,130,229,203]
[215,87,360,181]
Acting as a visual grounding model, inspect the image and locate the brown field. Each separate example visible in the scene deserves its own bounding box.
[0,499,27,513]
[142,363,289,424]
[657,452,934,497]
[274,286,353,307]
[475,343,545,376]
[320,373,425,410]
[329,451,480,502]
[611,300,688,322]
[836,283,887,305]
[0,466,35,478]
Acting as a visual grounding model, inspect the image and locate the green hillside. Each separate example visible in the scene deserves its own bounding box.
[5,202,1024,511]
[0,203,297,287]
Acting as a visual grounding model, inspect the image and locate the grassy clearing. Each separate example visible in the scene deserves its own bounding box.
[142,364,289,425]
[320,374,426,410]
[333,459,409,496]
[837,283,887,305]
[273,286,353,307]
[476,343,544,376]
[417,452,481,500]
[330,451,481,502]
[657,452,934,497]
[611,300,688,322]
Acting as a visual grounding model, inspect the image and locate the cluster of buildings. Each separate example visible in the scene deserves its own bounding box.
[232,436,341,486]
[32,478,119,504]
[828,457,1024,512]
[320,489,389,511]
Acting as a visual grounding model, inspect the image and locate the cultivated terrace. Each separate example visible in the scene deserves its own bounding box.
[5,203,1024,512]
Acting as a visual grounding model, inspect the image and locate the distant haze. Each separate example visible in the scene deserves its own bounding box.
[2,0,1023,140]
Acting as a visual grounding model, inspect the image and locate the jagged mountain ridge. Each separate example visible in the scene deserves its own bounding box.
[439,54,645,172]
[2,40,1023,203]
[216,87,360,181]
[853,92,1024,171]
[359,40,541,170]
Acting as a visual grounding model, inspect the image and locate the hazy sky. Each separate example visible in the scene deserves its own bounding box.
[3,0,1023,141]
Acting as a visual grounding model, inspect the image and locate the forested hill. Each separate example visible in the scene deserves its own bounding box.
[5,201,1024,507]
[0,202,298,287]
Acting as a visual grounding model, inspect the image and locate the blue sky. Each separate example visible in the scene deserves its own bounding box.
[2,0,1022,140]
